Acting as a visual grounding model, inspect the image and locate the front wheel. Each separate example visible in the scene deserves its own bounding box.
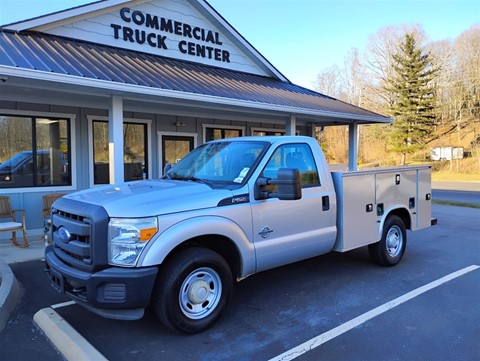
[153,248,233,333]
[369,215,407,267]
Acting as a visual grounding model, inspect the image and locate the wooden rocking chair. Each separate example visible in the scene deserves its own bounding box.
[42,193,65,222]
[0,196,29,248]
[42,193,65,244]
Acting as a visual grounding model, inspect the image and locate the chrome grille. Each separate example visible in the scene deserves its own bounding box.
[51,197,111,271]
[52,210,93,269]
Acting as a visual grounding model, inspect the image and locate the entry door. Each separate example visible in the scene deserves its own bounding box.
[161,135,194,173]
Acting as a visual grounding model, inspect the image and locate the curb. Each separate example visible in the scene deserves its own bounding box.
[0,259,23,333]
[34,307,108,361]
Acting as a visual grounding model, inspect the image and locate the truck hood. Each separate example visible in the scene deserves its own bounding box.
[63,179,234,218]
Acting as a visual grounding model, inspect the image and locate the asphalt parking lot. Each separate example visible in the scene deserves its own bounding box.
[1,203,479,361]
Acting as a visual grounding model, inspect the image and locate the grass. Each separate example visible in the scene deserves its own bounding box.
[430,157,480,182]
[432,171,480,182]
[432,199,480,208]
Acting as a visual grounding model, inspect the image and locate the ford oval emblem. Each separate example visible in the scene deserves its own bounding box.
[58,227,72,243]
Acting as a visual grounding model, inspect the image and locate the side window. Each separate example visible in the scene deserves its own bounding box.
[263,143,320,187]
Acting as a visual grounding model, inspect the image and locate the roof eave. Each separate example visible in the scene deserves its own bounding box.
[2,0,289,82]
[0,66,391,124]
[2,0,130,30]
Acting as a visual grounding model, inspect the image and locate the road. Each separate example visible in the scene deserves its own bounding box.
[432,189,480,205]
[1,203,479,361]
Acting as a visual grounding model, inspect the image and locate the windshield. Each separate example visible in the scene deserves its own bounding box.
[164,140,269,188]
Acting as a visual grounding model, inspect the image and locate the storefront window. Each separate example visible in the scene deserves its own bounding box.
[205,127,242,142]
[252,130,285,136]
[93,120,148,184]
[0,115,71,188]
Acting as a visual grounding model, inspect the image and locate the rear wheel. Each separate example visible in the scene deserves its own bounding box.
[153,248,233,333]
[369,215,407,267]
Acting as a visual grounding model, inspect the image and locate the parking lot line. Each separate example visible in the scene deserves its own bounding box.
[51,300,76,309]
[269,264,480,361]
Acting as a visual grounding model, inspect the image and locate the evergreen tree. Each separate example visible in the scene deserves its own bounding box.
[387,33,438,164]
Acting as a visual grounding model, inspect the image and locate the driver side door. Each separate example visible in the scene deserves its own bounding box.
[251,142,336,272]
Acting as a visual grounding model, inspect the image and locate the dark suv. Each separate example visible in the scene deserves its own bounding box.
[0,150,68,187]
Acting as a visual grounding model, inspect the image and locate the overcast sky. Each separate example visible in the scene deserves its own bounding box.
[1,0,478,89]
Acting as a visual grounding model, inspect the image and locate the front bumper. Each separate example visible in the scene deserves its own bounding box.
[45,245,158,320]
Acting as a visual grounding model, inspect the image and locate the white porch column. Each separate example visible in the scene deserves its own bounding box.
[285,115,296,135]
[348,122,358,171]
[108,95,124,184]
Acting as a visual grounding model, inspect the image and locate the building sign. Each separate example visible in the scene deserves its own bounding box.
[41,0,266,75]
[111,7,230,63]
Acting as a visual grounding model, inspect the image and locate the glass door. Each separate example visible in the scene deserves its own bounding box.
[162,135,194,173]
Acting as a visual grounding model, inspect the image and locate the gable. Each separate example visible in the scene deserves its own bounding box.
[18,0,278,78]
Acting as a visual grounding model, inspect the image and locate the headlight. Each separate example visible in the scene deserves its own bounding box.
[108,217,158,267]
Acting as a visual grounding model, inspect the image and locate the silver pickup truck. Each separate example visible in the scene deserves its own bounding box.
[45,136,435,333]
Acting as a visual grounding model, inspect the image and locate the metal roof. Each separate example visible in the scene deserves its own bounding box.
[0,30,390,123]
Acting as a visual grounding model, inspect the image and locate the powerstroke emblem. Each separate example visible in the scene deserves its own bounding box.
[217,194,250,207]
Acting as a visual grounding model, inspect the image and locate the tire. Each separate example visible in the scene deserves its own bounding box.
[369,215,407,267]
[153,248,233,333]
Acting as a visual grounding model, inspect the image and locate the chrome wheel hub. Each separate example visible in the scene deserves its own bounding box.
[386,225,403,257]
[179,267,222,319]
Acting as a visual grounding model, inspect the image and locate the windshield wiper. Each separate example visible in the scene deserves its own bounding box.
[183,176,214,187]
[166,174,213,187]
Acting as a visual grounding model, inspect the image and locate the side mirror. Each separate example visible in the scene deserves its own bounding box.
[255,168,302,200]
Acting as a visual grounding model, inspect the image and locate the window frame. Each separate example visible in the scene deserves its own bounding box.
[157,131,198,177]
[202,124,245,143]
[262,142,321,189]
[251,127,285,136]
[87,116,152,187]
[0,109,76,194]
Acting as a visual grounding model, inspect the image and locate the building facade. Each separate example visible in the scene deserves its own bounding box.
[0,0,389,236]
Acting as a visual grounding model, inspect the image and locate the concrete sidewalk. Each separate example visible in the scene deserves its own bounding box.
[0,239,46,265]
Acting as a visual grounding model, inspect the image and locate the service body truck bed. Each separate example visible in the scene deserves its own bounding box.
[332,166,432,252]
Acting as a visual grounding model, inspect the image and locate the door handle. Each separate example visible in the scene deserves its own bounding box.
[322,196,330,211]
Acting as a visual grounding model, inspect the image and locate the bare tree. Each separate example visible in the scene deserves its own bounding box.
[341,47,365,106]
[314,22,479,171]
[454,25,480,141]
[362,24,427,114]
[314,65,342,98]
